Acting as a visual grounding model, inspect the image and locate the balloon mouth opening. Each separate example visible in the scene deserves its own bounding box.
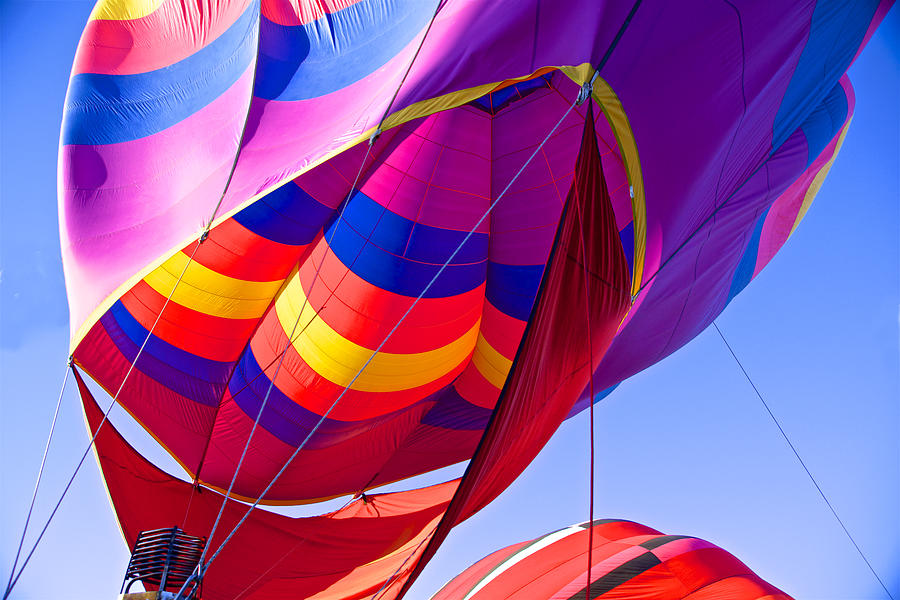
[69,64,647,508]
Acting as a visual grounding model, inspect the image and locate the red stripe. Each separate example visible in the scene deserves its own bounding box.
[298,242,485,353]
[121,281,258,362]
[662,547,756,592]
[249,314,471,420]
[683,576,792,600]
[186,218,308,282]
[262,0,369,27]
[453,367,502,410]
[74,322,214,472]
[73,0,251,75]
[202,388,438,501]
[479,300,527,358]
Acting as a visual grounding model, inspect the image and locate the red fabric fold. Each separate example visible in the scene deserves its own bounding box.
[74,104,631,600]
[394,104,633,598]
[74,369,456,600]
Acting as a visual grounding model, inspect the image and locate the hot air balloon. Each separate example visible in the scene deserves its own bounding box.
[17,0,887,598]
[429,519,794,600]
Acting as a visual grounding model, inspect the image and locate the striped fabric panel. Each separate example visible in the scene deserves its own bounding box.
[262,0,369,26]
[113,186,329,359]
[223,72,634,442]
[430,520,793,600]
[75,70,638,502]
[457,521,660,600]
[77,0,252,74]
[430,540,536,600]
[255,0,435,101]
[726,77,854,304]
[459,524,590,600]
[65,2,258,145]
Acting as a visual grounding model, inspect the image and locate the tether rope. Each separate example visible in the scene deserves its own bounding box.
[190,79,582,591]
[195,120,380,563]
[371,525,439,600]
[6,4,273,591]
[178,1,445,595]
[4,237,206,599]
[195,110,382,568]
[573,152,599,600]
[3,363,72,596]
[713,321,895,600]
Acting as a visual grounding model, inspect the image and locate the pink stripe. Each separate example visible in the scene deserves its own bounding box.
[754,77,855,277]
[852,0,893,66]
[262,0,367,27]
[61,65,254,335]
[550,545,648,599]
[74,0,251,75]
[650,537,716,561]
[219,32,427,220]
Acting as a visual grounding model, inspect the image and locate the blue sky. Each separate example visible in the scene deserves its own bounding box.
[1,3,897,599]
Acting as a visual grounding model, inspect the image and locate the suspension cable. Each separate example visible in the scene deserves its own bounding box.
[197,115,378,569]
[570,101,599,600]
[713,321,895,600]
[371,525,439,600]
[3,360,72,595]
[178,1,446,593]
[188,80,582,593]
[3,236,207,599]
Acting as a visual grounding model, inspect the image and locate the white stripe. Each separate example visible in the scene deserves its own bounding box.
[460,523,588,600]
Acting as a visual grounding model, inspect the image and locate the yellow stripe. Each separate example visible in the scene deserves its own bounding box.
[561,64,647,298]
[471,333,513,389]
[790,119,851,237]
[276,276,479,392]
[143,251,284,320]
[89,0,164,20]
[70,65,640,352]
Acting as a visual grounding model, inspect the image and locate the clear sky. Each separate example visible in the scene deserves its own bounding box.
[0,3,897,600]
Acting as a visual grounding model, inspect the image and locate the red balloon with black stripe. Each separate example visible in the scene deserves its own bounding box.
[429,520,794,600]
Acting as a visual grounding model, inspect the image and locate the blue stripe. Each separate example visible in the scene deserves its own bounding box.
[772,0,876,148]
[800,82,849,167]
[325,195,488,298]
[406,222,489,264]
[421,385,494,430]
[619,221,634,275]
[469,73,554,115]
[62,3,258,145]
[233,182,335,245]
[485,262,544,321]
[726,207,770,305]
[340,190,413,257]
[231,350,401,448]
[102,303,231,405]
[339,190,488,264]
[566,383,619,419]
[254,0,433,101]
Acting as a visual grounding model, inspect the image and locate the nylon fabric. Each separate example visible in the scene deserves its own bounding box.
[428,520,794,600]
[55,1,891,597]
[398,102,634,598]
[75,368,457,600]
